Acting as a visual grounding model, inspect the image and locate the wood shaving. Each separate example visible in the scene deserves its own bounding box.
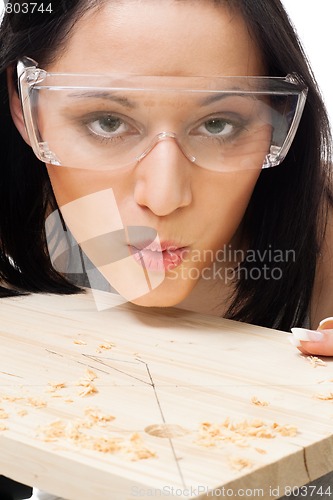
[195,418,297,448]
[0,424,8,431]
[315,392,333,401]
[40,420,67,442]
[98,342,115,351]
[1,395,23,403]
[306,356,327,368]
[84,435,123,453]
[27,398,47,408]
[125,433,157,461]
[38,409,156,461]
[251,396,269,407]
[17,410,28,417]
[47,382,66,393]
[84,407,115,424]
[1,393,47,411]
[73,339,87,345]
[271,422,298,437]
[78,384,98,397]
[229,457,253,470]
[255,448,267,454]
[76,368,98,386]
[318,378,333,384]
[0,409,9,419]
[76,369,98,397]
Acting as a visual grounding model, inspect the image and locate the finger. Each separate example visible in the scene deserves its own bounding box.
[289,327,333,356]
[318,317,333,329]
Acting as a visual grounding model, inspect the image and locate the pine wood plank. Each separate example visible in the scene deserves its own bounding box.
[0,290,332,499]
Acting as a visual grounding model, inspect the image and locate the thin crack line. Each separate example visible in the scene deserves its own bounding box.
[82,355,152,386]
[0,371,23,378]
[142,360,187,490]
[45,349,152,385]
[303,447,311,483]
[46,349,110,375]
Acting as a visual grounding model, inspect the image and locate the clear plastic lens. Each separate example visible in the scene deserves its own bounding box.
[18,59,308,171]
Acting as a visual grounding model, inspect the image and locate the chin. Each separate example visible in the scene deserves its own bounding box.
[129,283,191,308]
[130,295,179,308]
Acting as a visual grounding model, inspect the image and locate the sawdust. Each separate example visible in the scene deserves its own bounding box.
[195,418,297,448]
[38,407,156,461]
[0,409,9,419]
[229,456,253,470]
[315,392,333,401]
[306,356,327,368]
[76,369,98,397]
[251,396,269,407]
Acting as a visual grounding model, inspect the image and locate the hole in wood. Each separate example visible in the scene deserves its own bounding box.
[144,424,189,438]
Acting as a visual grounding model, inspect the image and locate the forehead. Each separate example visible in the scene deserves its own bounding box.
[48,0,265,77]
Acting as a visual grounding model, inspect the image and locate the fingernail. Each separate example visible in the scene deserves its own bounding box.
[290,327,325,342]
[319,317,333,327]
[288,336,301,348]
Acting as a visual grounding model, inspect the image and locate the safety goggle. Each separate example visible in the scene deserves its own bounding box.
[17,57,308,172]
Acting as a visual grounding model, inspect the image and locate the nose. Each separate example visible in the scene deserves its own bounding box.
[133,135,193,216]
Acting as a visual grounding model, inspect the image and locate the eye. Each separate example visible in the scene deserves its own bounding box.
[87,115,129,138]
[197,118,234,136]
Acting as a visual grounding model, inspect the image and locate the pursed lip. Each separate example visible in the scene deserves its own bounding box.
[131,240,186,252]
[128,240,190,272]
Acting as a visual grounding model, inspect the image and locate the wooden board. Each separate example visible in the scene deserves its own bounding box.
[0,290,333,500]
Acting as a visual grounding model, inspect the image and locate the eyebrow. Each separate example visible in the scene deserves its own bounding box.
[67,89,253,108]
[200,91,253,106]
[68,91,137,109]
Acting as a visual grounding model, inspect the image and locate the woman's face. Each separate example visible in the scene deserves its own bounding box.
[43,0,266,307]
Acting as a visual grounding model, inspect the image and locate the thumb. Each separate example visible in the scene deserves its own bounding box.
[290,317,333,356]
[318,317,333,330]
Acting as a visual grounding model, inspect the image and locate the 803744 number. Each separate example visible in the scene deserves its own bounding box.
[4,3,53,14]
[284,485,332,497]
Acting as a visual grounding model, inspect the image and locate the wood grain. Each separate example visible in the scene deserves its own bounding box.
[0,290,332,500]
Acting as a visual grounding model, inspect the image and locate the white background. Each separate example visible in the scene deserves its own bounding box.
[0,0,332,124]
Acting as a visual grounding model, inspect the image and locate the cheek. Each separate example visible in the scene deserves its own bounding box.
[201,170,260,221]
[46,166,131,207]
[194,170,260,252]
[46,167,134,255]
[47,166,90,206]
